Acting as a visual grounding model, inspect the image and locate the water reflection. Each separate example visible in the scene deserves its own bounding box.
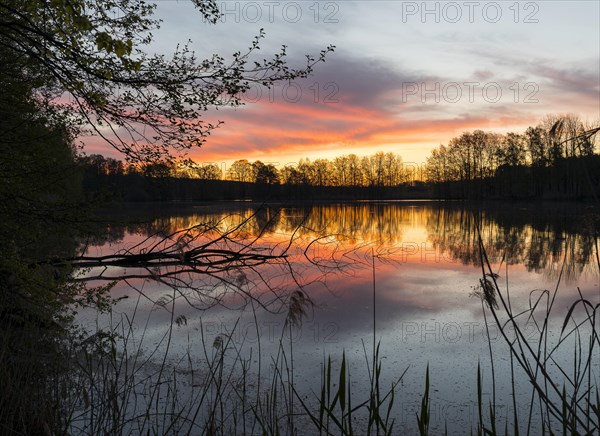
[95,202,599,283]
[79,202,599,435]
[425,204,599,282]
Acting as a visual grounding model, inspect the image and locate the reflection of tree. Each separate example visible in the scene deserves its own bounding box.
[57,208,306,316]
[279,204,409,245]
[0,1,336,431]
[84,203,599,285]
[131,204,410,245]
[426,204,599,281]
[69,204,413,314]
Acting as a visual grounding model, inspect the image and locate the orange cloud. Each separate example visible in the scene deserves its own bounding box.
[74,52,598,165]
[188,96,542,167]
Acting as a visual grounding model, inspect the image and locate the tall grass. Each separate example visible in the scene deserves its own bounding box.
[24,256,406,435]
[473,219,599,435]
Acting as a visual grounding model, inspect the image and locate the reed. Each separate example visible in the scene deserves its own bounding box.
[471,217,599,435]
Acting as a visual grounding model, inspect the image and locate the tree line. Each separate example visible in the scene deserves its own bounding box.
[234,152,410,187]
[79,151,413,188]
[424,114,600,199]
[81,113,600,201]
[79,151,429,202]
[426,113,598,183]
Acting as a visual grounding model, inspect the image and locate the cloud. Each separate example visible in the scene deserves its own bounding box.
[78,47,599,165]
[187,50,553,164]
[529,62,600,108]
[464,48,600,112]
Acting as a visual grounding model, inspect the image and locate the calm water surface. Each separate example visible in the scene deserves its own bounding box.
[78,201,600,434]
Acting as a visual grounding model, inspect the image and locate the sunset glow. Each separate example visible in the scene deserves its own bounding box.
[85,1,599,168]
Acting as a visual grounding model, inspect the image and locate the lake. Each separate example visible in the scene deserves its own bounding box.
[75,201,599,435]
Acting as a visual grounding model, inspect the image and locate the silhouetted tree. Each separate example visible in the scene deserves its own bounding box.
[197,163,223,180]
[526,126,548,167]
[253,161,279,184]
[424,116,599,199]
[0,0,334,164]
[228,159,254,182]
[497,133,526,167]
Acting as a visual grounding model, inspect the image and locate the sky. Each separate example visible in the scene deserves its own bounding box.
[87,1,600,168]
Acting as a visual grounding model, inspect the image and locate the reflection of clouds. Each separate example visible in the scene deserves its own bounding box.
[306,261,480,338]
